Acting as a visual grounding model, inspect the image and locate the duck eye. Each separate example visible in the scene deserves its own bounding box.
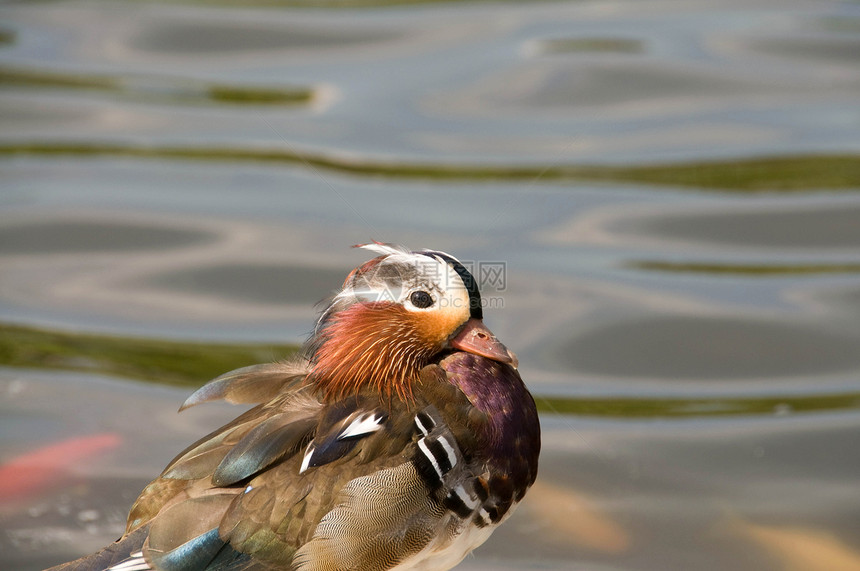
[410,290,434,309]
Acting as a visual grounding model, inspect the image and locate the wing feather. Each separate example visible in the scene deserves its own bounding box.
[212,414,316,487]
[180,362,309,411]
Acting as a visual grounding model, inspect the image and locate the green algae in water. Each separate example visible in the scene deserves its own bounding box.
[600,155,860,192]
[0,142,858,192]
[536,393,860,418]
[0,66,313,106]
[207,84,313,105]
[2,322,858,417]
[629,261,860,276]
[0,322,300,388]
[0,67,120,90]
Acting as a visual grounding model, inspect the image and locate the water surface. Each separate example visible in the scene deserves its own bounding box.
[1,0,859,569]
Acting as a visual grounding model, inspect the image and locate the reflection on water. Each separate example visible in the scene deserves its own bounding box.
[752,35,860,65]
[147,263,347,305]
[615,203,860,249]
[132,20,401,54]
[0,221,213,254]
[549,315,860,380]
[1,0,860,569]
[461,63,770,110]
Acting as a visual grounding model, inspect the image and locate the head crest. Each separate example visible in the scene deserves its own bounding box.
[354,242,410,257]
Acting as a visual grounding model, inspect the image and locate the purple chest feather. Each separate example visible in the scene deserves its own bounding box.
[440,351,541,492]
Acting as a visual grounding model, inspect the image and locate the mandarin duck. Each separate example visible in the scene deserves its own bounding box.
[47,243,540,571]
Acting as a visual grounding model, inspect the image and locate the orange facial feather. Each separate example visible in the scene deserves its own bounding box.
[413,304,468,348]
[309,302,447,401]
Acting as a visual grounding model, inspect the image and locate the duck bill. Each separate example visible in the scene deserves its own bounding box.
[449,318,518,369]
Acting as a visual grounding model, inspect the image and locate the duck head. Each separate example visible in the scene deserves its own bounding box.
[307,243,517,401]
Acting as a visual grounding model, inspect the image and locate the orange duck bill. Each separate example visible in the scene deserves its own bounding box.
[449,318,518,369]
